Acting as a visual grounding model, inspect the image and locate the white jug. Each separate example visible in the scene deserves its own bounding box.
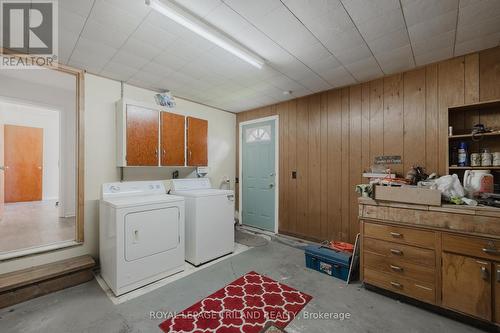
[463,170,494,197]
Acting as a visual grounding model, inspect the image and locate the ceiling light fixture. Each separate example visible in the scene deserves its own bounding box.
[146,0,265,69]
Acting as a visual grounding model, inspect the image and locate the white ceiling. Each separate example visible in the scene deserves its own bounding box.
[59,0,500,112]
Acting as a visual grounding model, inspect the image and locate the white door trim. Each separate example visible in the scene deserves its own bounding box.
[238,115,279,234]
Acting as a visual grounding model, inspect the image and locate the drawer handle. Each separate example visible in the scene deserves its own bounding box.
[482,247,500,255]
[390,281,402,289]
[390,265,403,272]
[390,249,403,255]
[390,232,402,238]
[480,266,489,281]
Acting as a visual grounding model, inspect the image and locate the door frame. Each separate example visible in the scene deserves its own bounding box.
[0,53,85,260]
[238,116,279,233]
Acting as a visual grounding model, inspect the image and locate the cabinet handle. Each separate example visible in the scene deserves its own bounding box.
[163,149,166,156]
[155,148,158,156]
[480,266,489,281]
[482,247,500,255]
[496,269,500,282]
[390,264,403,272]
[390,232,402,238]
[390,281,402,289]
[390,249,402,255]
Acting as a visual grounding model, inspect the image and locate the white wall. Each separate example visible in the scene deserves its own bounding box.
[0,73,236,274]
[0,102,60,200]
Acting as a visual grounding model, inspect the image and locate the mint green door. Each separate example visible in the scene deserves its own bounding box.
[242,120,276,231]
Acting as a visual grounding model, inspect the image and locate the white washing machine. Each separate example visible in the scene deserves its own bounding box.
[99,181,185,296]
[171,178,234,266]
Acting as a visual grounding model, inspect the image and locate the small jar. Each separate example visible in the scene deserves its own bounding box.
[481,150,492,167]
[470,153,481,167]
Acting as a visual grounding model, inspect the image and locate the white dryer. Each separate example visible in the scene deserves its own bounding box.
[99,181,185,296]
[171,178,234,266]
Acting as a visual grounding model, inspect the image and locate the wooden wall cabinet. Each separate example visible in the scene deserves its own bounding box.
[123,104,159,166]
[161,112,185,166]
[117,100,207,167]
[186,116,208,166]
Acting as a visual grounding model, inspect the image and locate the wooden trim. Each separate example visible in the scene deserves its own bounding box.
[76,68,85,243]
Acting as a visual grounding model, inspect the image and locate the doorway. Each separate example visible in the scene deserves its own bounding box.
[239,117,278,232]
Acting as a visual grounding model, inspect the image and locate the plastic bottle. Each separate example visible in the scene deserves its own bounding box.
[458,142,468,166]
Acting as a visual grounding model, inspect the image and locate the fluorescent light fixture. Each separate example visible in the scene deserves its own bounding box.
[146,0,264,69]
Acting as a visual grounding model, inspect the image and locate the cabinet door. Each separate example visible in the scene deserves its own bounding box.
[126,105,159,166]
[495,263,500,324]
[442,252,491,320]
[160,112,185,166]
[186,116,208,166]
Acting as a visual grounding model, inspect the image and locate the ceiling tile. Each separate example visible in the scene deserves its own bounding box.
[321,66,357,87]
[344,57,383,81]
[58,30,80,64]
[112,50,152,69]
[120,38,164,60]
[223,0,282,23]
[402,0,458,27]
[415,46,453,66]
[454,31,500,56]
[355,8,406,42]
[407,10,457,41]
[89,0,148,35]
[174,0,223,18]
[59,7,87,35]
[375,44,415,74]
[342,0,400,22]
[333,43,372,65]
[80,19,129,49]
[131,22,178,47]
[368,28,409,55]
[59,0,94,17]
[458,0,500,26]
[100,61,138,81]
[456,14,500,43]
[412,30,455,55]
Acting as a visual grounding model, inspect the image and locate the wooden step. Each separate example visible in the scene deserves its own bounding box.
[0,255,95,308]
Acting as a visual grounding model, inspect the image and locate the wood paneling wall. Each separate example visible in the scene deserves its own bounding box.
[236,46,500,243]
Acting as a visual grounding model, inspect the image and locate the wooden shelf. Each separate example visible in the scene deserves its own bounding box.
[448,99,500,112]
[449,166,500,170]
[449,132,500,139]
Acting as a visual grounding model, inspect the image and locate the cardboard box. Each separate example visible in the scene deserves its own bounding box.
[374,185,442,206]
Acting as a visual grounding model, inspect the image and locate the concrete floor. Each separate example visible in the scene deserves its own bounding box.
[0,200,75,253]
[0,239,485,333]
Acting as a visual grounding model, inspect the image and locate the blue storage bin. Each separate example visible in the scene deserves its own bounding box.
[305,245,351,281]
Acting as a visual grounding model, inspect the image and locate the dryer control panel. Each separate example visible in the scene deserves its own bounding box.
[101,181,166,199]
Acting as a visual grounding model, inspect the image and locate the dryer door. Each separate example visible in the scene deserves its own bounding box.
[125,207,180,262]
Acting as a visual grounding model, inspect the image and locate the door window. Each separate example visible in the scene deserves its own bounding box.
[245,125,271,143]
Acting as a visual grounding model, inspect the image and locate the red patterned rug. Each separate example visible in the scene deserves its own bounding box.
[159,271,312,333]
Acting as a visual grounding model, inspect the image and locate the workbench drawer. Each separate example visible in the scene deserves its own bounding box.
[363,238,435,267]
[364,268,435,304]
[364,252,435,284]
[364,222,436,249]
[442,233,500,260]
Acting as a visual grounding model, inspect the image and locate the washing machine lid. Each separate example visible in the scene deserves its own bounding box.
[172,189,233,198]
[102,194,184,208]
